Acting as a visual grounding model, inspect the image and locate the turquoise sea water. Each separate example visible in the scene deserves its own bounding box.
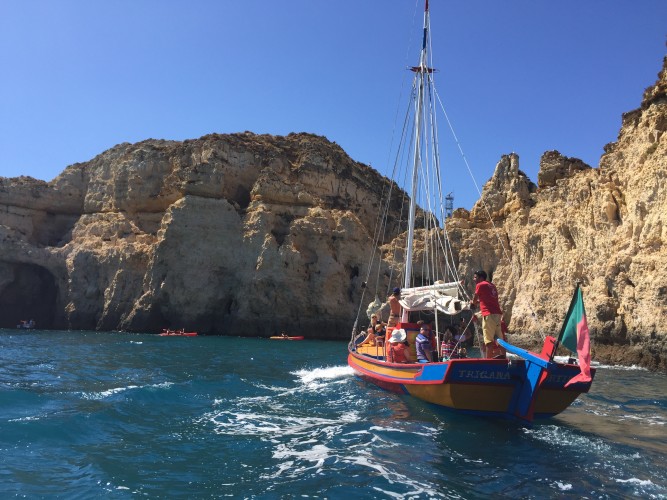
[0,330,665,498]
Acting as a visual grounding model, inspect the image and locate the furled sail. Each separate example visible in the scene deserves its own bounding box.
[398,281,468,315]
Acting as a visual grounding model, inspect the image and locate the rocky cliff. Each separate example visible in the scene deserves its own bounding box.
[0,133,409,338]
[1,59,665,371]
[454,57,667,371]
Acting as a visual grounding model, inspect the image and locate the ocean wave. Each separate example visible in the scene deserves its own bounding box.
[614,477,665,497]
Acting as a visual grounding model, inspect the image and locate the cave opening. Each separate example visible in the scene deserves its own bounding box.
[0,263,59,329]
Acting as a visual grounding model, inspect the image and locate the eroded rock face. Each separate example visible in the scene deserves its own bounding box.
[0,133,406,339]
[0,59,665,371]
[453,57,667,371]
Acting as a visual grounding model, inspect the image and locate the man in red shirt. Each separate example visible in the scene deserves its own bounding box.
[471,270,505,358]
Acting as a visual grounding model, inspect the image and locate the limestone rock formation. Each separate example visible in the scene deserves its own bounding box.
[0,57,665,371]
[453,56,667,371]
[0,133,407,338]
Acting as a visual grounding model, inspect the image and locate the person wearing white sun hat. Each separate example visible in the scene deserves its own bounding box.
[387,329,412,363]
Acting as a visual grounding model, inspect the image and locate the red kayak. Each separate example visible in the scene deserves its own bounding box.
[269,336,304,341]
[159,329,198,337]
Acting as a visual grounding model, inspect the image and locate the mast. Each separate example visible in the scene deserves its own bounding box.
[403,0,431,301]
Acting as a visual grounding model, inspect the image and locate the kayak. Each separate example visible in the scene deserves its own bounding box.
[159,330,198,337]
[269,336,304,341]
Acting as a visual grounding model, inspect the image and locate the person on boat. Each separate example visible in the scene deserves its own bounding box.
[415,326,434,363]
[387,329,412,363]
[359,327,378,346]
[387,288,402,327]
[471,270,505,359]
[459,316,474,347]
[454,323,471,347]
[374,324,386,346]
[441,330,456,360]
[417,320,437,358]
[443,325,468,359]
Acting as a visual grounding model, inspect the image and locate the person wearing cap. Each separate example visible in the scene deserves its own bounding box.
[387,287,402,327]
[387,329,412,363]
[471,270,505,358]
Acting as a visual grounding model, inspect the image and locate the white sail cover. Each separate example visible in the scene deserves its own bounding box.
[398,281,469,315]
[365,296,386,320]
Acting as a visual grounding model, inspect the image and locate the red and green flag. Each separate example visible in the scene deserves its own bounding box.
[557,284,592,387]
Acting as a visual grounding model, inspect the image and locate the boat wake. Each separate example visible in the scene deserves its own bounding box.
[291,365,354,386]
[522,424,665,497]
[198,381,452,498]
[79,381,174,400]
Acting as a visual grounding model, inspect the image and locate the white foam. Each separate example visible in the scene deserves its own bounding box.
[80,381,173,400]
[615,477,655,487]
[617,413,666,426]
[556,482,573,491]
[593,363,647,371]
[273,443,331,463]
[523,425,614,456]
[291,365,354,384]
[8,415,42,422]
[97,385,139,398]
[552,357,648,371]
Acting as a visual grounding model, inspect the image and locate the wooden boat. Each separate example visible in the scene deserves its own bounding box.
[349,327,594,422]
[159,329,198,337]
[347,1,594,423]
[270,336,305,341]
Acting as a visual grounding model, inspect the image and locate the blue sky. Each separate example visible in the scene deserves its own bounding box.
[1,1,665,210]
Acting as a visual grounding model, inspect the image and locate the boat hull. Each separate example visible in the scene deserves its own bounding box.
[270,336,305,341]
[348,348,594,422]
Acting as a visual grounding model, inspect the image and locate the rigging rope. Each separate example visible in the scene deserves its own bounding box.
[431,85,547,339]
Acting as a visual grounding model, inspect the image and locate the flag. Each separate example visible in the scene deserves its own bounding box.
[557,284,592,387]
